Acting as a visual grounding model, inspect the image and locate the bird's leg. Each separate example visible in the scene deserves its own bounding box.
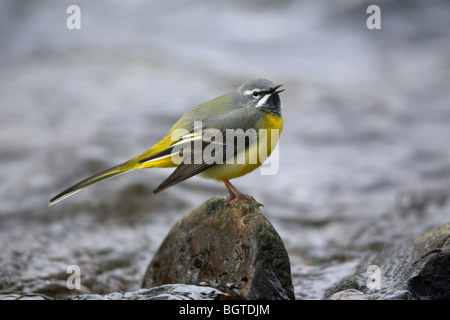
[223,180,263,207]
[224,180,237,201]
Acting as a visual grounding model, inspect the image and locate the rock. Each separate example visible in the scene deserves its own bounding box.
[142,196,295,300]
[328,289,368,300]
[325,223,450,300]
[71,284,231,300]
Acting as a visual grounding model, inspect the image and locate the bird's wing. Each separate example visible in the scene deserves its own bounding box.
[137,130,202,165]
[152,126,257,194]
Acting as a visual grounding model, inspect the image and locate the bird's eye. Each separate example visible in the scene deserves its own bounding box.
[252,90,259,98]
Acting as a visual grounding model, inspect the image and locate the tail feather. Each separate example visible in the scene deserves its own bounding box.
[49,134,178,206]
[48,163,131,206]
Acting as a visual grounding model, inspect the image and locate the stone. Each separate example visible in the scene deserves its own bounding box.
[328,289,368,300]
[324,223,450,300]
[142,196,295,300]
[71,284,230,300]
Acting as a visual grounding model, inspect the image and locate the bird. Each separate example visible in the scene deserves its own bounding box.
[49,79,284,207]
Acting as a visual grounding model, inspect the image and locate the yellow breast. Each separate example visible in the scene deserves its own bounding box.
[201,112,284,181]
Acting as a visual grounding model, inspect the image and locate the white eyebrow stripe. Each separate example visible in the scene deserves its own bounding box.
[243,89,254,96]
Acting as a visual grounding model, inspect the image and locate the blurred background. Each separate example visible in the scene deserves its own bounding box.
[0,0,449,299]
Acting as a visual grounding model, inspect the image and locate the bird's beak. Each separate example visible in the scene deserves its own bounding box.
[270,84,285,95]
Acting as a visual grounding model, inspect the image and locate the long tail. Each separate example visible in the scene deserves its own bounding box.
[49,132,180,206]
[48,162,132,206]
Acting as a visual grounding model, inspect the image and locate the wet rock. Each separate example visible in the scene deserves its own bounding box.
[142,196,295,300]
[325,223,450,300]
[0,292,54,300]
[328,289,368,300]
[71,284,231,300]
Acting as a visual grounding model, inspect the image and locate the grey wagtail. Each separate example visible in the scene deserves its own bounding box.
[49,79,284,207]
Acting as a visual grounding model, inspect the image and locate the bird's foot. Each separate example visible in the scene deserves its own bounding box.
[224,193,264,207]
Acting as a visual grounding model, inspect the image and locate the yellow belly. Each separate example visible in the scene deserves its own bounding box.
[133,112,283,182]
[201,113,284,181]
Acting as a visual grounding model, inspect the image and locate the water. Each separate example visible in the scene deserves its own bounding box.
[1,0,450,300]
